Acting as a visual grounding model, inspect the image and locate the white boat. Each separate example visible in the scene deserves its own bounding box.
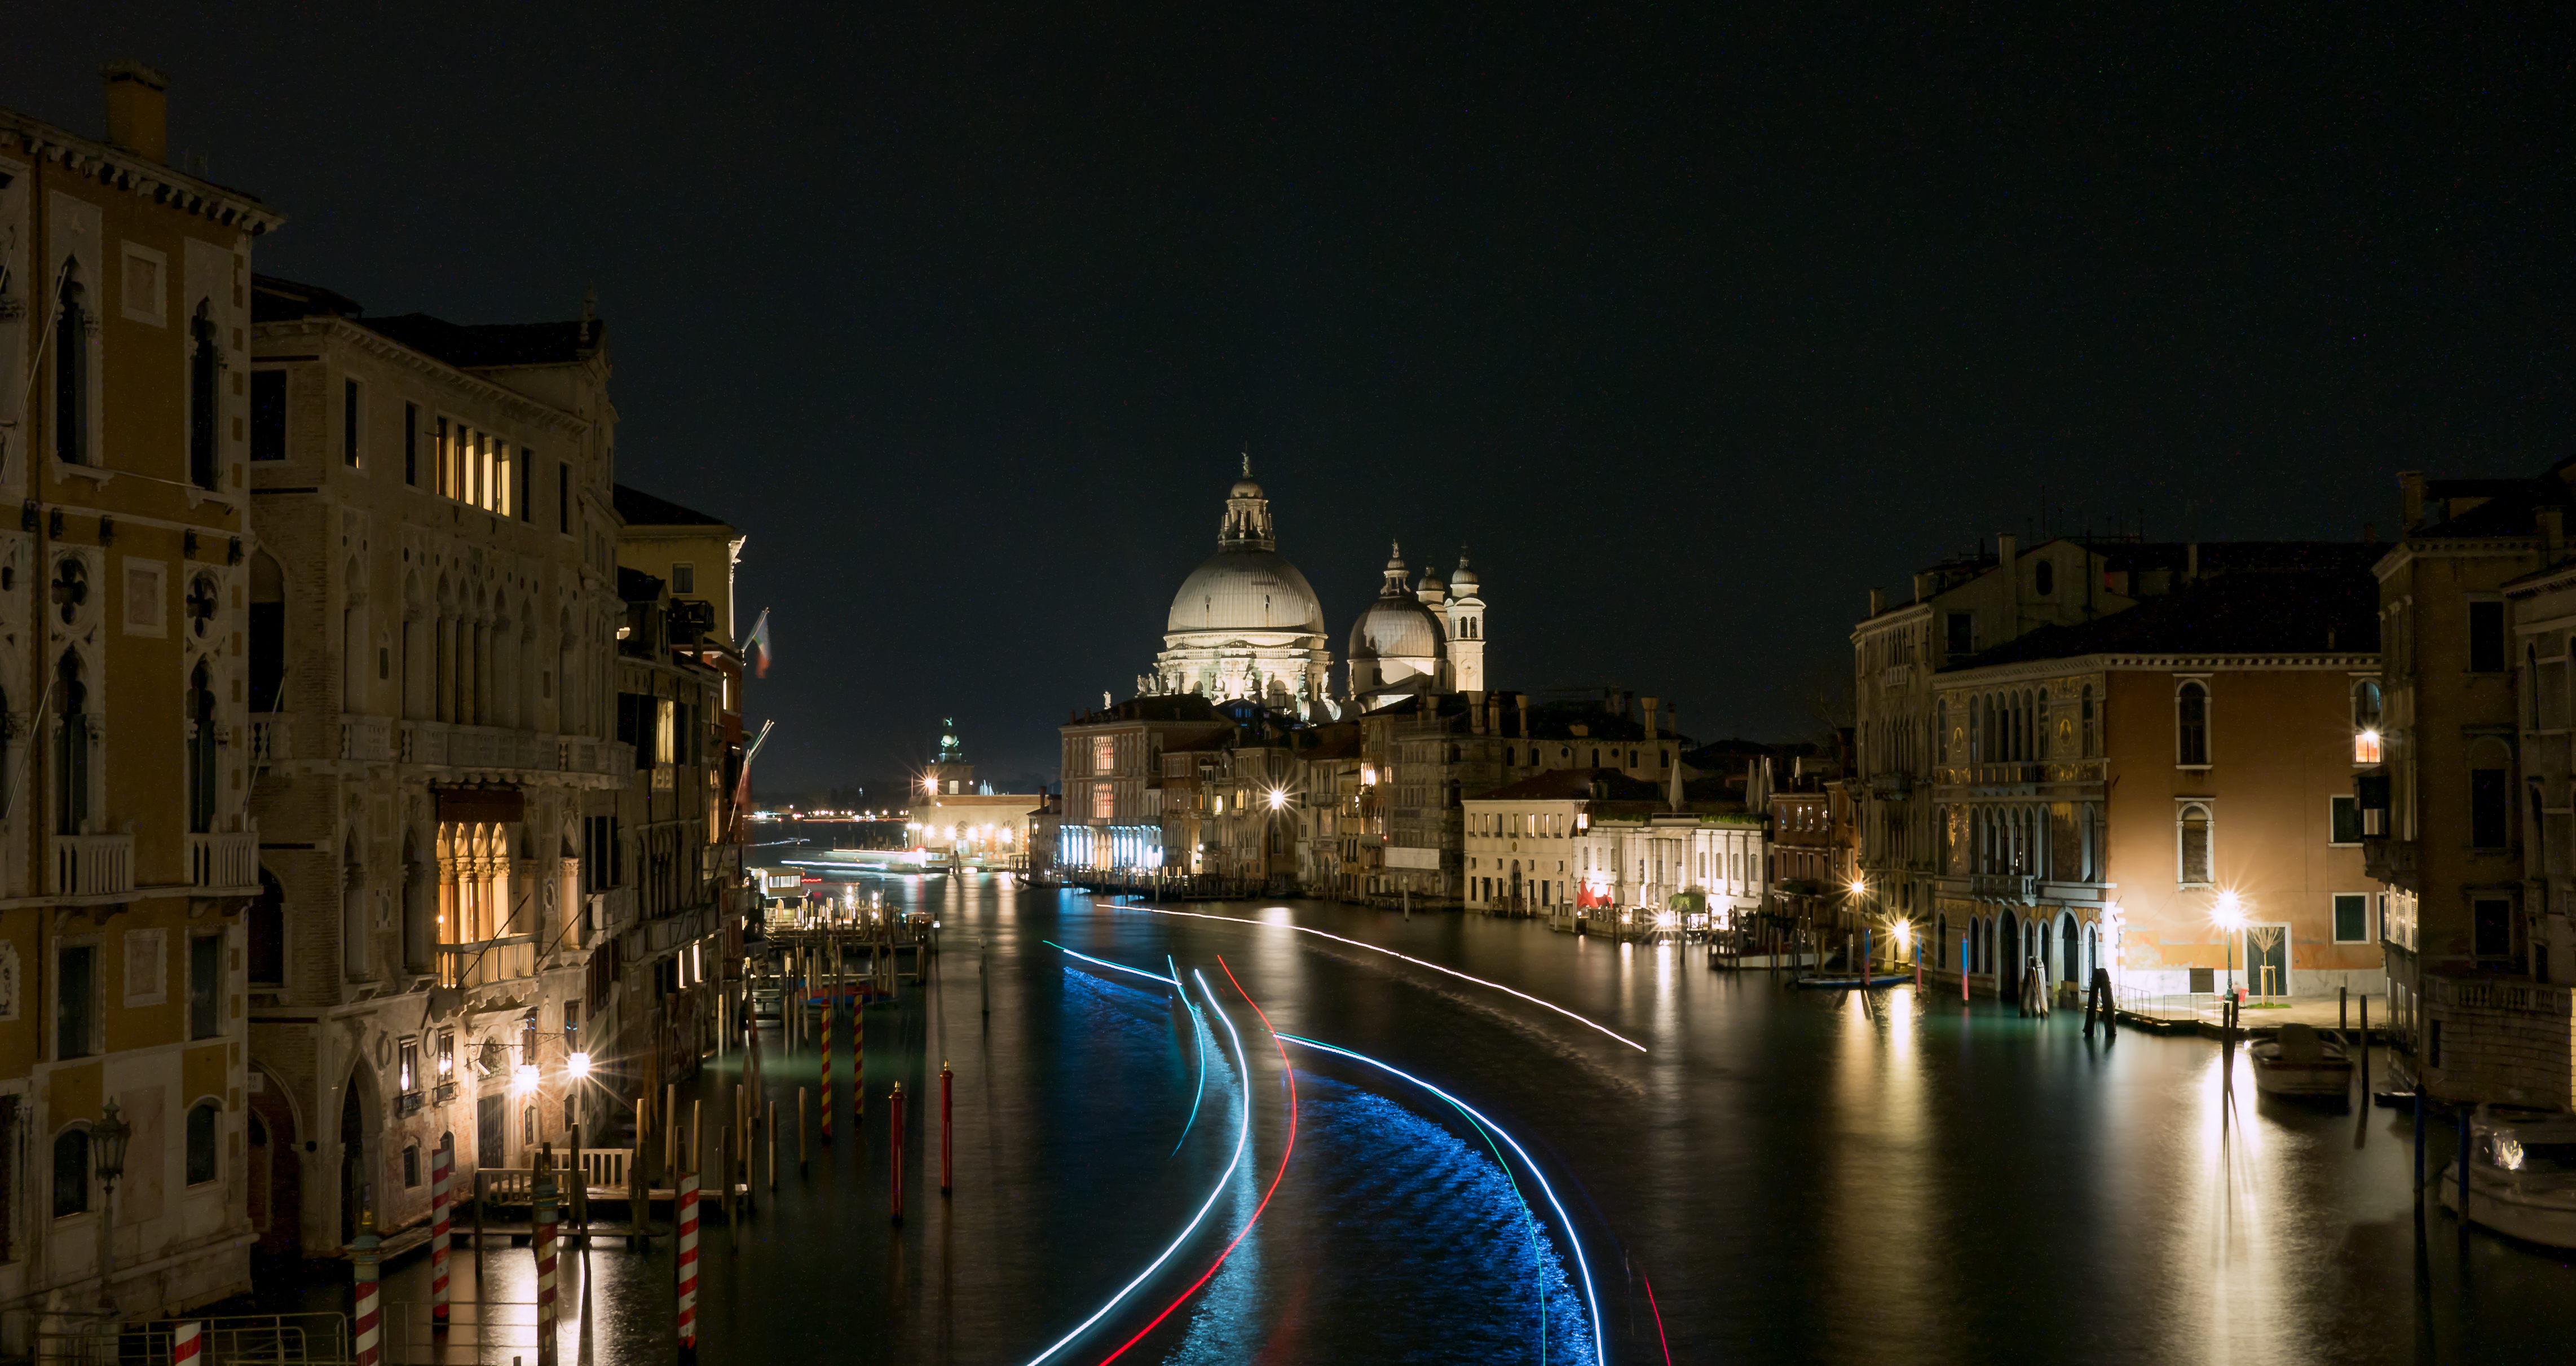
[2439,1106,2576,1247]
[2247,1023,2352,1099]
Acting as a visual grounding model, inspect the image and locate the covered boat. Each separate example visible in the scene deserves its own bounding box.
[2438,1106,2576,1248]
[2247,1023,2352,1099]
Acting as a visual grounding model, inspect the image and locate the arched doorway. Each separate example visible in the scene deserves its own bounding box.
[2061,915,2081,986]
[338,1066,379,1247]
[1997,910,2021,1004]
[248,1070,301,1256]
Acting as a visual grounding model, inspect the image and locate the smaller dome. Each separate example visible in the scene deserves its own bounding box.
[1349,592,1445,663]
[1230,477,1264,499]
[1417,566,1446,593]
[1450,552,1479,592]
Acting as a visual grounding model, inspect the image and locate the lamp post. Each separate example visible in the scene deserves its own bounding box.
[2214,891,2245,1001]
[92,1098,132,1314]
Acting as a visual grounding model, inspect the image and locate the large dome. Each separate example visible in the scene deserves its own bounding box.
[1167,549,1326,636]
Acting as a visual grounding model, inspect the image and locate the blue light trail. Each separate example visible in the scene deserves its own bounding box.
[1277,1034,1607,1366]
[1016,970,1255,1366]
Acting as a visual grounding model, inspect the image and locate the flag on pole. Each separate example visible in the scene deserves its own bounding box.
[740,608,773,677]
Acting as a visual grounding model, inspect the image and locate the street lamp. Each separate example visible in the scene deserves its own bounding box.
[94,1099,131,1310]
[2213,890,2245,1000]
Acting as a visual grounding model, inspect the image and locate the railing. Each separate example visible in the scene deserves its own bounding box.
[400,722,636,781]
[339,712,393,761]
[436,933,536,988]
[1969,872,2039,904]
[50,833,134,897]
[32,1311,350,1366]
[188,830,256,889]
[248,713,290,764]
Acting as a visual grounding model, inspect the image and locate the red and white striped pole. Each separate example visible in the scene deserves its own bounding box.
[351,1205,382,1366]
[889,1081,906,1226]
[171,1321,202,1365]
[429,1138,453,1330]
[535,1144,561,1366]
[676,1172,701,1360]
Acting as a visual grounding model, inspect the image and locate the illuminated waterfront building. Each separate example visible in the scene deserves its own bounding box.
[0,68,274,1323]
[905,722,1041,865]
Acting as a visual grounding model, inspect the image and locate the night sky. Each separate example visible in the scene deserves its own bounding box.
[11,8,2570,793]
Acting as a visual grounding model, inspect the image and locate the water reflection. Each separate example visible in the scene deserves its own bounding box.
[258,878,2575,1364]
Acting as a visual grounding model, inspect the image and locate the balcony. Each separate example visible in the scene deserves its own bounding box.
[436,933,537,988]
[1969,872,2040,904]
[51,834,135,898]
[400,722,634,785]
[187,831,256,891]
[248,715,290,764]
[339,714,394,763]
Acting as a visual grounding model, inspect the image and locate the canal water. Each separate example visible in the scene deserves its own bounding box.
[309,871,2574,1363]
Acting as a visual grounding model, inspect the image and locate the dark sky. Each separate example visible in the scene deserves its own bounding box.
[12,7,2571,792]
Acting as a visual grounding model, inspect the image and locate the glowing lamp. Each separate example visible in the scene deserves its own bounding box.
[568,1051,592,1078]
[1655,911,1678,929]
[513,1062,540,1092]
[2213,889,2245,932]
[1267,788,1288,811]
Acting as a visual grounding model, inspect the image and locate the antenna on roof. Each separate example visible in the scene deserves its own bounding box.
[581,285,597,323]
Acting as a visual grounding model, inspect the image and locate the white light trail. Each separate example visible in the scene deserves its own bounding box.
[1122,905,1647,1052]
[1015,970,1254,1366]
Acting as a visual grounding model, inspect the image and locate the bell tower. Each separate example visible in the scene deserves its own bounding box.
[1447,549,1487,692]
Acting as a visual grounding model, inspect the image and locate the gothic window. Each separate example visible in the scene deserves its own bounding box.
[2176,681,2210,766]
[52,1127,89,1217]
[186,663,219,835]
[186,1101,219,1185]
[52,653,89,837]
[54,267,89,466]
[189,302,220,488]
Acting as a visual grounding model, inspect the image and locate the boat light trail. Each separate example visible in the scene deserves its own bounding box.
[1099,956,1299,1364]
[1042,940,1181,992]
[1277,1034,1608,1366]
[1170,955,1208,1157]
[1639,1266,1671,1366]
[1121,906,1646,1052]
[1016,972,1254,1366]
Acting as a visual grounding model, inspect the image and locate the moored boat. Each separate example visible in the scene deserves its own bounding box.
[2248,1023,2352,1099]
[2438,1106,2576,1247]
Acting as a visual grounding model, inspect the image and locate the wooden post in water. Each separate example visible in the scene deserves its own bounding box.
[890,1081,907,1226]
[768,1099,778,1189]
[797,1087,809,1170]
[941,1061,954,1195]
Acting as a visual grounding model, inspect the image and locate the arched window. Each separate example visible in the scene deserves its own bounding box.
[54,651,89,837]
[187,1100,220,1185]
[189,301,221,489]
[2353,679,2385,763]
[2034,558,2055,597]
[2061,916,2079,984]
[55,265,89,466]
[186,662,219,834]
[2176,681,2210,766]
[52,1127,90,1217]
[2178,803,2213,885]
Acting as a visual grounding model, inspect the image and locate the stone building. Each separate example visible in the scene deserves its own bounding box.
[0,72,275,1328]
[242,274,631,1254]
[1927,549,2382,1006]
[608,563,734,1097]
[2364,462,2576,1108]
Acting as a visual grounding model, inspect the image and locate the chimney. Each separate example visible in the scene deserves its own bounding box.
[1516,693,1531,742]
[2363,522,2378,545]
[1997,534,2017,570]
[102,62,170,164]
[1666,700,1679,742]
[1912,572,1930,603]
[2399,471,2425,531]
[1868,587,1885,616]
[1642,696,1660,740]
[1469,690,1488,735]
[2543,506,2566,560]
[2186,543,2200,580]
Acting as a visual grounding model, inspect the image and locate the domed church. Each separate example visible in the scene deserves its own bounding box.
[1143,460,1336,708]
[1139,462,1487,715]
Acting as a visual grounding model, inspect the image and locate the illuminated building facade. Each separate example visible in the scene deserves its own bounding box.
[244,272,631,1257]
[0,70,274,1324]
[905,723,1041,864]
[1926,549,2383,1007]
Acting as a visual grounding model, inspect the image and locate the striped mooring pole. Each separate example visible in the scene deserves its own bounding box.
[429,1138,453,1329]
[535,1144,561,1366]
[171,1321,202,1365]
[677,1172,702,1359]
[352,1205,382,1366]
[821,943,836,1144]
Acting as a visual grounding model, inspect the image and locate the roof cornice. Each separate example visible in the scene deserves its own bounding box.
[253,317,589,436]
[1,112,284,234]
[1936,651,2380,684]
